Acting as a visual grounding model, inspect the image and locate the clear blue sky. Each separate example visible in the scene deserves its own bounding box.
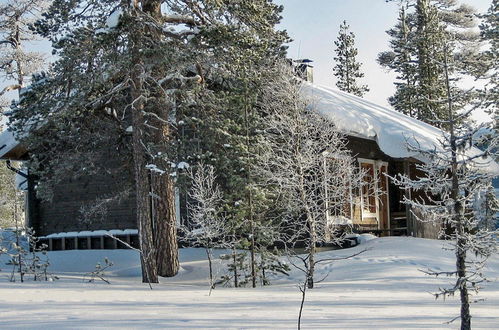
[275,0,493,112]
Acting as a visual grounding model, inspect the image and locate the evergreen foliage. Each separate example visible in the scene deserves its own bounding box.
[377,3,418,117]
[10,0,289,284]
[479,0,498,121]
[173,0,289,288]
[379,0,481,126]
[333,20,369,97]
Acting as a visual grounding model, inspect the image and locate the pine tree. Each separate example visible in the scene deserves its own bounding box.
[479,0,498,120]
[380,0,481,126]
[0,0,49,97]
[333,20,369,97]
[377,2,418,117]
[174,1,289,288]
[11,0,288,284]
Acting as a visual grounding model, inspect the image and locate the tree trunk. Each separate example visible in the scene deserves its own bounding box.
[138,0,179,278]
[129,0,159,283]
[444,44,471,330]
[298,278,307,330]
[130,74,158,283]
[233,248,238,288]
[152,172,179,277]
[457,240,471,330]
[206,247,214,289]
[307,228,316,289]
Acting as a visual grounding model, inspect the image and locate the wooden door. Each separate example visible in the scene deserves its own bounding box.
[360,161,378,226]
[359,159,390,233]
[377,163,390,234]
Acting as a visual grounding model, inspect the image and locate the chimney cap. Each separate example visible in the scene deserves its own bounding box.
[294,58,313,63]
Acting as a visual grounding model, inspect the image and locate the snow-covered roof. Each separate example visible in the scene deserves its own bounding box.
[303,83,499,175]
[0,129,19,159]
[1,83,496,174]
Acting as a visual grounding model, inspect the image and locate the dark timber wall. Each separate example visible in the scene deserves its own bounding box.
[30,162,137,237]
[28,135,427,238]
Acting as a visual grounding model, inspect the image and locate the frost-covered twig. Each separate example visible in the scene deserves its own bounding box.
[84,258,114,284]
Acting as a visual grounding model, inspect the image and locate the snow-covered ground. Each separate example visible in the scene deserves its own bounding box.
[0,237,498,329]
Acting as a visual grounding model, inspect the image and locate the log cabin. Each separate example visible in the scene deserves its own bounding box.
[1,71,496,250]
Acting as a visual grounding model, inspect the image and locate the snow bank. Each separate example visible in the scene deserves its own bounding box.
[303,83,499,174]
[0,237,498,329]
[345,233,377,245]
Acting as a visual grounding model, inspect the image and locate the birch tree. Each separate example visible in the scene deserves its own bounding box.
[182,162,228,291]
[257,65,364,290]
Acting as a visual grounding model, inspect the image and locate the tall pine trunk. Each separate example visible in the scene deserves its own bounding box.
[130,73,159,283]
[129,0,180,282]
[143,0,179,278]
[152,171,179,277]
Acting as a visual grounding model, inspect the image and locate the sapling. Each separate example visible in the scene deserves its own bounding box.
[182,163,230,292]
[25,228,53,281]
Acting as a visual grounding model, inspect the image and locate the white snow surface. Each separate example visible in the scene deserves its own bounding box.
[303,83,499,174]
[0,129,17,159]
[145,163,165,175]
[40,229,138,239]
[0,237,498,329]
[106,8,123,29]
[177,161,189,169]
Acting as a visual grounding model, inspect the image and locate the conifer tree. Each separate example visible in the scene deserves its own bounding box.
[174,1,289,288]
[11,0,288,284]
[380,0,481,126]
[333,20,369,97]
[0,0,49,97]
[377,2,418,117]
[479,0,498,120]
